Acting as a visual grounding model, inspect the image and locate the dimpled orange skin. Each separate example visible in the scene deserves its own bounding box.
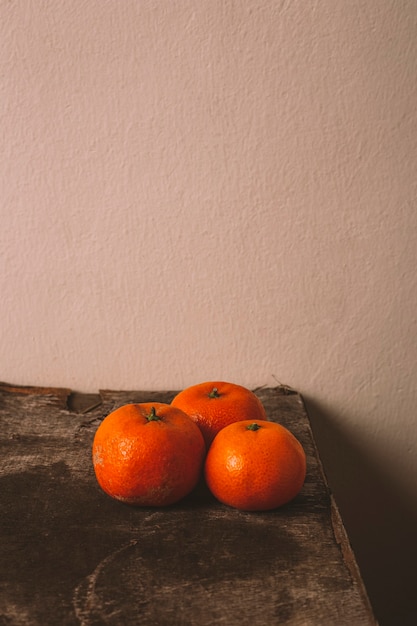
[171,381,268,448]
[92,402,206,507]
[204,420,306,511]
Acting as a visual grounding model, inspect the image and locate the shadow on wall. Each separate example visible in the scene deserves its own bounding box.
[303,396,417,626]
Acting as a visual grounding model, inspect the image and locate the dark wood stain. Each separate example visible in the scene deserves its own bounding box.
[0,383,378,625]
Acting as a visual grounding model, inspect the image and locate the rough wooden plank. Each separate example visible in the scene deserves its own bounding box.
[0,384,377,625]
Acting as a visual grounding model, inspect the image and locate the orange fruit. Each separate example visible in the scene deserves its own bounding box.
[171,381,268,448]
[92,402,205,506]
[204,420,306,511]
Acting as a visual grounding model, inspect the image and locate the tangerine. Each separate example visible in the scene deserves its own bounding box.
[92,402,205,506]
[171,381,268,448]
[204,420,306,511]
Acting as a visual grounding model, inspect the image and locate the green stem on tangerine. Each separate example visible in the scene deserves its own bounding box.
[247,423,261,431]
[147,406,161,421]
[208,387,221,399]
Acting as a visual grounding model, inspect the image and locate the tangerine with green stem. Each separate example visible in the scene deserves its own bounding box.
[204,419,306,511]
[171,381,268,448]
[92,402,206,506]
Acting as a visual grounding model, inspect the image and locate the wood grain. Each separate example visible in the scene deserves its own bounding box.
[0,383,377,625]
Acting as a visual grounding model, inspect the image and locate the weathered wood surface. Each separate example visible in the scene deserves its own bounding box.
[0,382,377,626]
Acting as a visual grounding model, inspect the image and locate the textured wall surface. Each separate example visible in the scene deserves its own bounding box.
[1,2,416,624]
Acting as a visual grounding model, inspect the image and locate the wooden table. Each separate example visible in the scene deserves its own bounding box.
[0,382,377,625]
